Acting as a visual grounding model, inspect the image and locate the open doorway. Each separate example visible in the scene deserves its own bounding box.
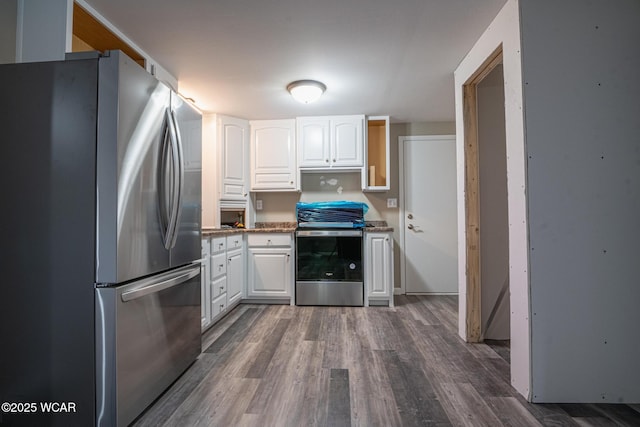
[463,47,510,346]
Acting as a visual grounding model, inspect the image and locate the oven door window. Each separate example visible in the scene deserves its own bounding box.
[296,236,362,281]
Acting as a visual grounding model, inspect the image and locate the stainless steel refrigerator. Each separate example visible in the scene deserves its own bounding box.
[0,51,202,426]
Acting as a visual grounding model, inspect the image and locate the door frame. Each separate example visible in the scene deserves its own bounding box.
[398,134,456,295]
[462,47,503,342]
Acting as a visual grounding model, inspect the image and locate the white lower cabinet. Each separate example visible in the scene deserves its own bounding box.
[365,232,394,307]
[201,233,245,331]
[227,247,244,305]
[246,233,294,303]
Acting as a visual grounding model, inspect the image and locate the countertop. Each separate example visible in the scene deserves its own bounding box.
[202,221,392,236]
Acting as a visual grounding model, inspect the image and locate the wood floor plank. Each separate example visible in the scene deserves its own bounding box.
[572,417,618,427]
[304,306,323,341]
[379,349,452,426]
[327,368,352,427]
[629,403,640,414]
[156,339,260,425]
[164,377,260,426]
[136,296,640,427]
[514,398,582,427]
[348,347,403,427]
[249,339,324,426]
[435,382,503,427]
[298,354,330,427]
[589,403,640,426]
[397,294,442,325]
[131,353,220,426]
[203,307,261,353]
[244,318,290,378]
[201,304,264,350]
[486,396,544,427]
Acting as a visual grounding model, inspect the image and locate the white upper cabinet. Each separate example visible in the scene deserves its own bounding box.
[297,117,330,167]
[250,119,298,191]
[331,115,364,167]
[297,115,364,169]
[218,115,249,201]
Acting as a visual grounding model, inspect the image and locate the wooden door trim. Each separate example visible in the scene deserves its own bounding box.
[463,46,503,342]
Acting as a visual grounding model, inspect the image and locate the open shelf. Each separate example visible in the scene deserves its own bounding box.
[365,116,390,191]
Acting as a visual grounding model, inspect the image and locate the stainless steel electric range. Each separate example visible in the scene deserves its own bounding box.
[294,201,367,306]
[295,227,364,306]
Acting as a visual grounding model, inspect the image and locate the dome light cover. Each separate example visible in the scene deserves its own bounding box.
[287,80,326,104]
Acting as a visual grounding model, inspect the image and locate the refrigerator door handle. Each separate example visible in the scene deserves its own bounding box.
[164,107,181,249]
[167,107,185,249]
[121,264,199,302]
[158,114,172,248]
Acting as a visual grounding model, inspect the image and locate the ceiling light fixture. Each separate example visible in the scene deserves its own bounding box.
[287,80,326,104]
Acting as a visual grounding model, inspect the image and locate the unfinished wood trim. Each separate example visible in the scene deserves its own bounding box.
[463,82,482,342]
[463,45,503,343]
[466,46,503,86]
[72,2,145,67]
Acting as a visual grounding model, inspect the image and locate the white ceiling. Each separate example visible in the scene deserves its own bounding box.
[85,0,507,123]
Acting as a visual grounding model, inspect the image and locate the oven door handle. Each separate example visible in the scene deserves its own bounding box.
[296,230,362,237]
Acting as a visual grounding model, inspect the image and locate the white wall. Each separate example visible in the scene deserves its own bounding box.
[201,114,218,228]
[520,0,640,403]
[454,0,530,398]
[0,0,17,63]
[477,65,510,340]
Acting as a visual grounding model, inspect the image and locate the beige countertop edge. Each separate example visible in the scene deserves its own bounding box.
[202,227,393,236]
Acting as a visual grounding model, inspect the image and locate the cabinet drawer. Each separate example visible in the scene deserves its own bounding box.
[226,234,244,250]
[211,237,226,254]
[212,275,227,298]
[211,293,227,318]
[211,253,227,279]
[247,233,292,247]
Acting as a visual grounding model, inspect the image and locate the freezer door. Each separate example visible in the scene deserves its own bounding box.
[95,263,201,427]
[169,92,202,267]
[96,51,173,284]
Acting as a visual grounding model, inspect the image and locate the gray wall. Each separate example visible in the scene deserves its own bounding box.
[0,0,17,63]
[255,120,455,289]
[17,0,70,63]
[521,0,640,402]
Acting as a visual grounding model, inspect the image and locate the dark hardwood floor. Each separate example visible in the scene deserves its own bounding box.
[133,295,640,426]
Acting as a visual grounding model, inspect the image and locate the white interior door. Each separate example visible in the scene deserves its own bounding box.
[401,135,458,294]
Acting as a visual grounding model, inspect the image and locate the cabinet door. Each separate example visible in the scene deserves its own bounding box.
[297,117,330,167]
[247,247,292,297]
[366,233,394,304]
[331,115,364,167]
[227,248,244,305]
[219,115,249,200]
[250,120,297,191]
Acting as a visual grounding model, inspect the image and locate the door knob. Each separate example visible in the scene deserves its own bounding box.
[407,214,413,219]
[408,224,414,230]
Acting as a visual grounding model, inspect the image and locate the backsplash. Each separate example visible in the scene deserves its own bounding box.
[254,171,383,223]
